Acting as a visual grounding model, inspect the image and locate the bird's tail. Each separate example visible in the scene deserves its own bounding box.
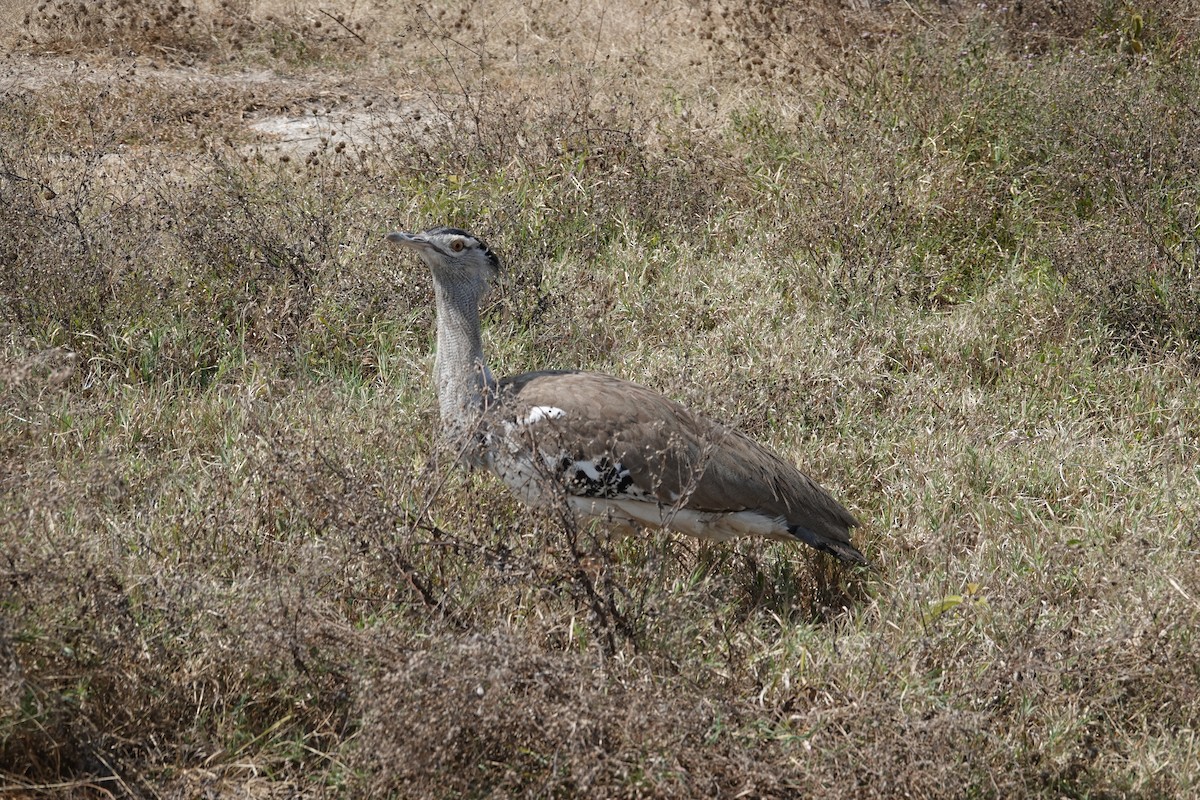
[790,525,870,566]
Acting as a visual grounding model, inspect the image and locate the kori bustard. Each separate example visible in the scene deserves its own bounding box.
[387,226,867,565]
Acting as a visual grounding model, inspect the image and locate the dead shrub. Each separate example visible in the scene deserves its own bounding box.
[353,631,752,798]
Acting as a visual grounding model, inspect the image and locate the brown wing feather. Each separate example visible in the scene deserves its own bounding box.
[494,370,862,558]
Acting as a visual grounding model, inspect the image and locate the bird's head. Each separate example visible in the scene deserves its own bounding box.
[386,226,500,294]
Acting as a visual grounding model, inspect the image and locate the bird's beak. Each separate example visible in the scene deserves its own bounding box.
[385,231,431,250]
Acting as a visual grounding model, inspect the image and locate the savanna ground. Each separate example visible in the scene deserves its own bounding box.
[2,0,1200,796]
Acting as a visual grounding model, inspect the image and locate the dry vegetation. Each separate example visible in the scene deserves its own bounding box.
[2,0,1200,796]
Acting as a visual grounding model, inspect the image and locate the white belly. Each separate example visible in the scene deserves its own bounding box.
[567,497,794,543]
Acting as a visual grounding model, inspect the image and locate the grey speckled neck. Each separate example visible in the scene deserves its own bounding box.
[432,279,496,437]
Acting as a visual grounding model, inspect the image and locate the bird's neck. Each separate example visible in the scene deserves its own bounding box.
[433,282,496,436]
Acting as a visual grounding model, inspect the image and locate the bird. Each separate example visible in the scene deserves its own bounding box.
[386,225,868,565]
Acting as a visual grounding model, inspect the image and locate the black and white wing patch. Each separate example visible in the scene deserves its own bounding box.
[557,455,636,499]
[483,399,648,506]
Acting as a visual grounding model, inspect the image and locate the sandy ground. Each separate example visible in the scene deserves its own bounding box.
[0,0,484,163]
[0,47,442,167]
[0,0,771,161]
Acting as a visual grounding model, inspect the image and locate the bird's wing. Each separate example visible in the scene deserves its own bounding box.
[492,371,863,559]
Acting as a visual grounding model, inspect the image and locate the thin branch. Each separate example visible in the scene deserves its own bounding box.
[318,8,365,45]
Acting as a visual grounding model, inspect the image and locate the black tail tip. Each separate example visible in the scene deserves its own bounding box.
[815,539,870,567]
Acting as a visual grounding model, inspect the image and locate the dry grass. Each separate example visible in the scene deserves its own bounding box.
[3,0,1200,797]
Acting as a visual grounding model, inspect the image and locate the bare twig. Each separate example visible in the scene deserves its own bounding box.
[318,8,365,45]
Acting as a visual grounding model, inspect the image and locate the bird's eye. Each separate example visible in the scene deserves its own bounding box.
[450,239,465,252]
